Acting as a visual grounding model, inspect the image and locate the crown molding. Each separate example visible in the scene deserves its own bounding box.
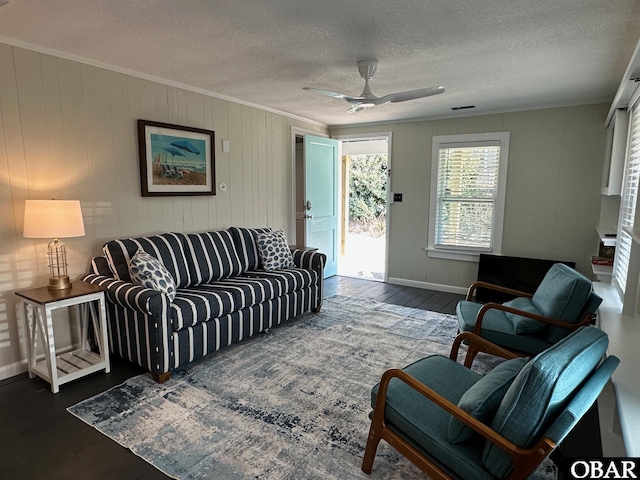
[0,36,328,129]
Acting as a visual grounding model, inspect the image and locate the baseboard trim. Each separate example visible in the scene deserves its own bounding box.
[387,277,468,295]
[0,360,27,381]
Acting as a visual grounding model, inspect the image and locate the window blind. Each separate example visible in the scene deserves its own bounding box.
[435,144,501,249]
[613,103,640,294]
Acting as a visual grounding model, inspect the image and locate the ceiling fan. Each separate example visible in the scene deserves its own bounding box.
[303,60,445,114]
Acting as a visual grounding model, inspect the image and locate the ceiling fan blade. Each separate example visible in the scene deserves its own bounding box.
[303,87,360,103]
[374,85,445,104]
[304,61,446,115]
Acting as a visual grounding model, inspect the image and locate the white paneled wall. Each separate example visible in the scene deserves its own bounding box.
[0,44,325,377]
[331,104,608,290]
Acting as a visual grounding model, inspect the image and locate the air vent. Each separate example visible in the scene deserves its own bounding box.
[451,105,476,111]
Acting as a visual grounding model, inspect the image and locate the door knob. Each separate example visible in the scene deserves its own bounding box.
[304,214,313,220]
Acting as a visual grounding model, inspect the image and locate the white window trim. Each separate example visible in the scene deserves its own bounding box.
[427,131,510,262]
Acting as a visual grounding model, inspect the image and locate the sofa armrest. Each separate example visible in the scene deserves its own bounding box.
[83,273,173,376]
[292,249,325,271]
[83,273,167,318]
[292,249,326,310]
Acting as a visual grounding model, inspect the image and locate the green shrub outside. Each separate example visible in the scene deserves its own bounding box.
[348,154,387,237]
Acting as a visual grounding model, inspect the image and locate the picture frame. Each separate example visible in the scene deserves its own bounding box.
[137,119,216,197]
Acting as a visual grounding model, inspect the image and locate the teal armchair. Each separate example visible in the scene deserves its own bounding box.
[362,326,618,479]
[456,263,602,367]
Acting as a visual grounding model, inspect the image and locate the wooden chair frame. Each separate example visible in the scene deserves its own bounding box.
[462,282,592,368]
[362,332,556,480]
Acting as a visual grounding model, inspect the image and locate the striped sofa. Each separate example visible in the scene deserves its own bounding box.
[83,227,325,383]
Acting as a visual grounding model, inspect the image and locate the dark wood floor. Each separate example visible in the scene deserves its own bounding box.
[0,276,463,480]
[324,275,464,314]
[0,276,595,479]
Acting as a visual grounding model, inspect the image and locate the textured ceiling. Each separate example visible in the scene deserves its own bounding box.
[0,0,639,127]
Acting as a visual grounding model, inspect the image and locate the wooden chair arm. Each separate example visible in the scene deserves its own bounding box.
[472,303,592,336]
[450,332,520,364]
[374,368,556,479]
[466,281,534,301]
[374,369,520,454]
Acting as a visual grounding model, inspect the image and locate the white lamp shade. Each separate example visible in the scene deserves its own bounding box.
[23,200,86,239]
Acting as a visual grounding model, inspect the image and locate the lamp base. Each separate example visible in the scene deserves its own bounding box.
[48,275,72,290]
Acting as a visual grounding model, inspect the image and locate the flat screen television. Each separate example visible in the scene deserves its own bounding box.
[475,254,576,303]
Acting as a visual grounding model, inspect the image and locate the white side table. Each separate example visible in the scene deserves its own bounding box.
[16,282,110,393]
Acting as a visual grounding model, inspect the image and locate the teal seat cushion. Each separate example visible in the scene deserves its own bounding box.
[371,355,495,480]
[482,326,609,478]
[448,357,528,444]
[457,301,552,355]
[503,297,546,334]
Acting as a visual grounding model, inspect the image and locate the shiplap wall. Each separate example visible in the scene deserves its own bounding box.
[331,104,609,291]
[0,44,325,378]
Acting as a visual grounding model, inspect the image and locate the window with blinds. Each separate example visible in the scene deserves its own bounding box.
[613,103,640,295]
[429,132,510,259]
[435,143,500,248]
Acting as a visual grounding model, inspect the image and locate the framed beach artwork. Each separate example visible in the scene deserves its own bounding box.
[138,120,215,196]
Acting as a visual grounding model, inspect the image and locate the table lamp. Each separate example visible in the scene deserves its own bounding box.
[23,199,86,290]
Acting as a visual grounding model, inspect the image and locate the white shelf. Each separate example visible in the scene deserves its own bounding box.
[592,264,613,275]
[592,263,613,282]
[31,349,106,388]
[597,226,617,247]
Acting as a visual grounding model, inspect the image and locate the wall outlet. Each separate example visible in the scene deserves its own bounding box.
[393,193,403,202]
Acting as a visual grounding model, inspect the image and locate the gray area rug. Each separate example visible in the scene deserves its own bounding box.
[68,295,556,479]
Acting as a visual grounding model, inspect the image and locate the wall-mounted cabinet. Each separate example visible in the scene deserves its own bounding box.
[601,109,629,196]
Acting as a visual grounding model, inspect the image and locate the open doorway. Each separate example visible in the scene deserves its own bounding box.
[337,134,390,282]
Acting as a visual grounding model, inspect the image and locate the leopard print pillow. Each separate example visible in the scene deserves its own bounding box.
[255,230,294,271]
[128,249,177,301]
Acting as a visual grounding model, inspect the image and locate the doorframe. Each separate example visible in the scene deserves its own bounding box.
[290,127,330,245]
[332,132,392,283]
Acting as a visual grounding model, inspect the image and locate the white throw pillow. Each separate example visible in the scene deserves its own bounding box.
[128,249,177,301]
[255,230,294,271]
